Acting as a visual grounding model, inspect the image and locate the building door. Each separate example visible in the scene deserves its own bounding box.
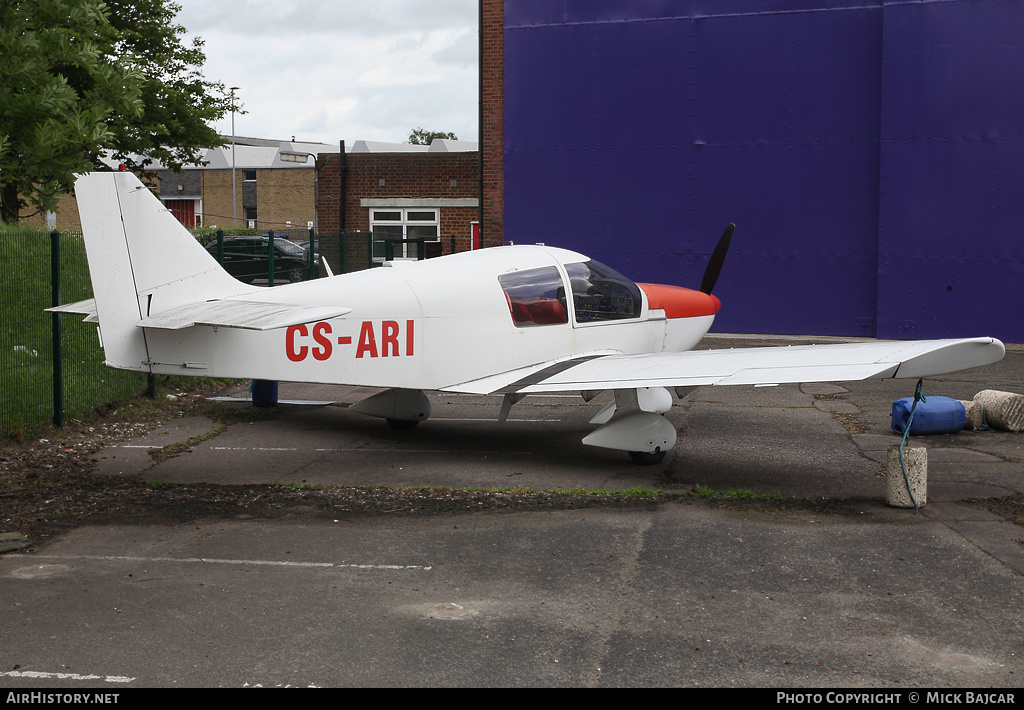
[164,198,199,227]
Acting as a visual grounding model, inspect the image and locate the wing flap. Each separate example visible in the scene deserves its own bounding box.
[138,300,351,331]
[500,338,1004,394]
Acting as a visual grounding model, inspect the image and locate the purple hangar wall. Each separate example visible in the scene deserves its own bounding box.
[876,1,1024,341]
[503,1,1024,342]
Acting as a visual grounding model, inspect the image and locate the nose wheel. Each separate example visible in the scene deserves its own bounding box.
[386,418,420,431]
[628,449,666,466]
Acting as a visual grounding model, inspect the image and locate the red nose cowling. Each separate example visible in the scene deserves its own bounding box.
[637,283,721,319]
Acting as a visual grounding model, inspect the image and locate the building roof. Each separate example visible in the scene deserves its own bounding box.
[111,137,478,172]
[349,139,478,153]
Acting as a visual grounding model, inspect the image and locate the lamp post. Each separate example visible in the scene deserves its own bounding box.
[230,86,240,227]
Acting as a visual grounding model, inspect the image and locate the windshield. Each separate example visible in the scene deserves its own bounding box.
[564,260,642,322]
[276,239,306,257]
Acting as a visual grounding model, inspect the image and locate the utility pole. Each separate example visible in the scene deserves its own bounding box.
[230,86,240,227]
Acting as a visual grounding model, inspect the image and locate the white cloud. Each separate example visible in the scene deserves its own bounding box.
[173,0,479,144]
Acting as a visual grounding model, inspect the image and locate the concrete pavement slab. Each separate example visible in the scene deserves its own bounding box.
[2,501,1021,687]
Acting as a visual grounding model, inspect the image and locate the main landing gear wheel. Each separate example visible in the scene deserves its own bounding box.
[628,449,665,466]
[386,418,420,431]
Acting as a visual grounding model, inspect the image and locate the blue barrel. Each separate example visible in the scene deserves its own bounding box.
[251,379,279,407]
[891,396,965,435]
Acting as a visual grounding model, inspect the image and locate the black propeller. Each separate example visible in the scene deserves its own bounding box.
[699,223,735,295]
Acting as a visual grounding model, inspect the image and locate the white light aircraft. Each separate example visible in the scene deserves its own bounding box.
[52,172,1005,464]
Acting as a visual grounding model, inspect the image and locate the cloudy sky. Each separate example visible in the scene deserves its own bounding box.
[174,0,480,146]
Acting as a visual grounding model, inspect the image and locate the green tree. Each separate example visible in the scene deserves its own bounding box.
[100,0,231,176]
[0,0,230,223]
[0,0,141,222]
[408,128,458,145]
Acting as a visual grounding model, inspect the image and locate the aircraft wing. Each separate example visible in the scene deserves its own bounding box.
[445,337,1005,395]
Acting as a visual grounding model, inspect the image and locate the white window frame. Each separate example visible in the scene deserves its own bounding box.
[370,207,439,261]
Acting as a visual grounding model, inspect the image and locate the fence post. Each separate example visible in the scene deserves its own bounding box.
[267,230,275,287]
[216,229,224,264]
[50,231,63,428]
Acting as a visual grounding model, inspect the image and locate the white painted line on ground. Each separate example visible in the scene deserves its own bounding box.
[0,669,135,683]
[437,392,579,399]
[192,445,531,455]
[431,417,560,422]
[313,447,533,455]
[32,554,432,571]
[210,447,299,451]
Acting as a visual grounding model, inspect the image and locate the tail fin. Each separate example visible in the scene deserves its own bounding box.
[75,172,243,371]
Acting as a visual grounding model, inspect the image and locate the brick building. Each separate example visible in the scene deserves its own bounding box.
[40,137,339,234]
[156,137,339,232]
[315,140,482,273]
[481,0,504,250]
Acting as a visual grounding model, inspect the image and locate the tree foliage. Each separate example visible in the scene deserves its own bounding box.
[100,0,231,175]
[0,0,231,222]
[408,128,458,145]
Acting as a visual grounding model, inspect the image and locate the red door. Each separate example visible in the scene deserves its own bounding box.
[164,199,197,227]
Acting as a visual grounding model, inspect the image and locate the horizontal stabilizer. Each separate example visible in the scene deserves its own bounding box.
[463,338,1004,394]
[139,300,352,331]
[46,298,99,323]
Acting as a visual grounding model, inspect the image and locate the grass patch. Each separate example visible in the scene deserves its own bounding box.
[149,423,227,463]
[0,229,153,438]
[488,486,541,495]
[691,483,717,498]
[828,411,870,435]
[686,484,783,501]
[724,487,783,500]
[551,486,658,497]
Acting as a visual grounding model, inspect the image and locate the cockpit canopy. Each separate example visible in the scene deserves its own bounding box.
[498,260,642,327]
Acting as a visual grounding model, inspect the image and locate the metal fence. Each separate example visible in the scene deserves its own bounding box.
[1,230,149,437]
[202,229,320,286]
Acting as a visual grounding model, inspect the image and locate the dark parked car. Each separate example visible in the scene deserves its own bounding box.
[206,235,311,284]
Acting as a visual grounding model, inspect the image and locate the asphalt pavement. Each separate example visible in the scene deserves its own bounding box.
[2,335,1022,688]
